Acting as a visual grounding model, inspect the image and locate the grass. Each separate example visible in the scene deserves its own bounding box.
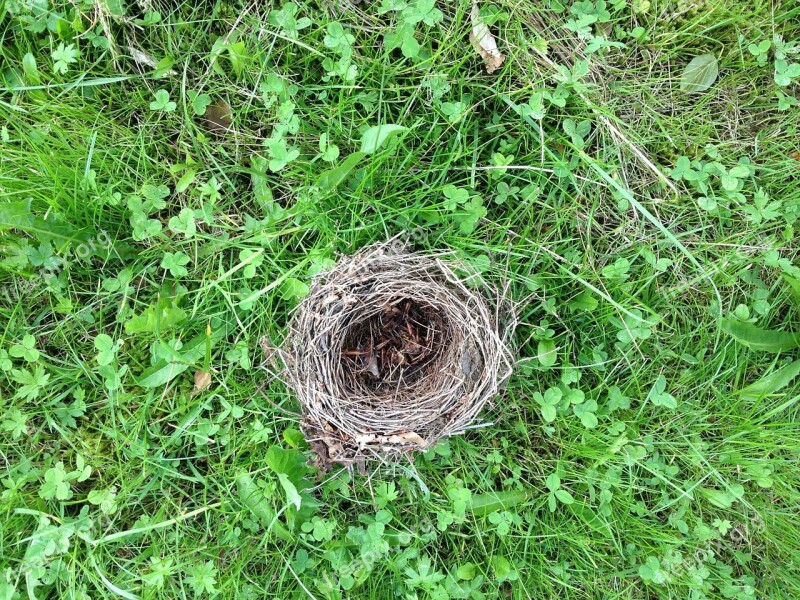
[1,0,799,598]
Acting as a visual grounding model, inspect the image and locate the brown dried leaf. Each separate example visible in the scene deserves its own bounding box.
[469,3,505,74]
[193,370,212,393]
[387,431,427,446]
[355,433,378,446]
[203,100,233,135]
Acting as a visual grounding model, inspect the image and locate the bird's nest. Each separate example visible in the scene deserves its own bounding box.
[269,242,514,468]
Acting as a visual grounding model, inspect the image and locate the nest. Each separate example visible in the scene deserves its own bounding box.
[274,242,514,467]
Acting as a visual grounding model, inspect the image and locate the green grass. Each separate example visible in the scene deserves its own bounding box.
[1,0,800,598]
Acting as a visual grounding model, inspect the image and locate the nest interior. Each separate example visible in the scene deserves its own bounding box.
[339,297,446,393]
[276,243,514,466]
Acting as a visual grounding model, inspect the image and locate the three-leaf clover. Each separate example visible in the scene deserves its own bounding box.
[199,177,222,203]
[521,92,546,120]
[225,341,252,370]
[267,138,300,172]
[572,398,599,428]
[544,85,570,108]
[0,349,12,371]
[239,249,264,278]
[161,251,191,277]
[775,89,798,110]
[99,364,128,391]
[442,184,471,210]
[268,3,312,36]
[292,549,313,574]
[281,277,310,300]
[534,387,562,423]
[301,516,337,541]
[141,184,171,211]
[324,22,355,54]
[490,152,515,171]
[563,118,592,149]
[9,334,39,362]
[545,473,574,512]
[601,257,631,280]
[40,462,72,501]
[488,510,517,536]
[168,208,197,238]
[88,487,118,515]
[747,39,771,65]
[647,375,677,409]
[188,91,212,116]
[131,212,163,241]
[439,100,467,123]
[150,90,177,112]
[94,333,120,366]
[638,556,667,585]
[774,59,800,87]
[403,0,444,26]
[494,182,520,205]
[321,56,358,83]
[384,22,420,58]
[217,398,244,420]
[454,197,487,234]
[609,309,659,346]
[448,485,471,516]
[606,386,631,412]
[491,555,517,583]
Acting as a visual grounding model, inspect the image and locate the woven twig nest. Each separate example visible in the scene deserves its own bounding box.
[274,242,514,467]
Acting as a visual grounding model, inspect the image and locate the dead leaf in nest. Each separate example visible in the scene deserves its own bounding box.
[202,100,233,135]
[355,433,378,446]
[387,431,427,446]
[469,2,504,74]
[193,370,212,393]
[355,431,427,447]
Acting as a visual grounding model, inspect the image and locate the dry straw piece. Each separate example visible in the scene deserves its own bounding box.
[270,241,515,468]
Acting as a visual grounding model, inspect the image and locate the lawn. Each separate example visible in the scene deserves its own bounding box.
[1,0,799,598]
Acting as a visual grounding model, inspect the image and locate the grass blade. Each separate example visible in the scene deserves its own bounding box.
[467,490,531,516]
[316,151,365,191]
[235,473,292,541]
[741,359,800,401]
[720,319,800,353]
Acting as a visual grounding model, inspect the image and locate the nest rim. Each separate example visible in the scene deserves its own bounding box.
[272,241,515,467]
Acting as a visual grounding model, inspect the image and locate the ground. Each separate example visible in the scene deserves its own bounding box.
[1,0,799,598]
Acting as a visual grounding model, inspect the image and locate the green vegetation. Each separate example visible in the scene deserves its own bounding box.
[1,0,799,598]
